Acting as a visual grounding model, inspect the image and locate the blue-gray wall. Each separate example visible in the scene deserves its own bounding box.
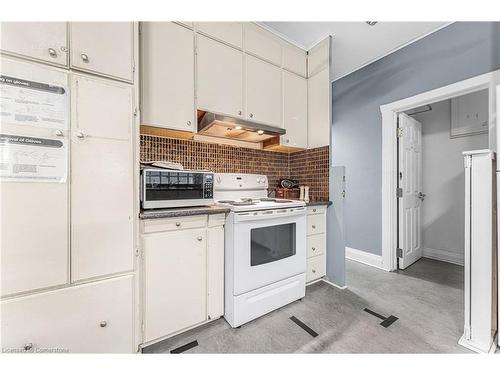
[332,22,500,256]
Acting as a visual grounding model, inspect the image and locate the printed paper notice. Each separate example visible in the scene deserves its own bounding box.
[0,134,67,183]
[0,75,68,129]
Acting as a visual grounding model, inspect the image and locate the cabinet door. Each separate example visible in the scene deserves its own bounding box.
[196,22,243,49]
[70,22,134,82]
[143,229,207,343]
[207,224,224,320]
[307,68,330,148]
[0,22,68,66]
[282,71,307,148]
[246,55,281,127]
[244,23,282,66]
[0,58,69,297]
[196,35,244,118]
[71,74,134,282]
[141,22,194,131]
[282,43,306,77]
[308,39,330,77]
[1,275,134,353]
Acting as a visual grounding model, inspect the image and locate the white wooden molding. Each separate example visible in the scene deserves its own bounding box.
[345,247,387,271]
[422,248,464,266]
[380,69,500,273]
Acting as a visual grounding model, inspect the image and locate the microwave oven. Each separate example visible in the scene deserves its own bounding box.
[141,168,214,209]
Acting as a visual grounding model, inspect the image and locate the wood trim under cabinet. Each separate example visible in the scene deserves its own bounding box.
[140,125,194,140]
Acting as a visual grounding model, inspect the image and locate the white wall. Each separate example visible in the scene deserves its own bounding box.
[413,99,488,265]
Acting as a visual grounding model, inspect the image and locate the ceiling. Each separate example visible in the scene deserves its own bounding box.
[261,22,449,80]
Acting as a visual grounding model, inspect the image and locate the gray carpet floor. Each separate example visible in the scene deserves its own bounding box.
[143,258,473,353]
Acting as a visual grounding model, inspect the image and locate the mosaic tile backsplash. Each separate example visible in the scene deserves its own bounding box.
[140,135,329,201]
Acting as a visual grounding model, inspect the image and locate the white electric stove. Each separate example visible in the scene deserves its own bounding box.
[214,173,306,328]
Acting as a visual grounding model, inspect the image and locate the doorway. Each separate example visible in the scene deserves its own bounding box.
[379,69,500,272]
[396,91,489,270]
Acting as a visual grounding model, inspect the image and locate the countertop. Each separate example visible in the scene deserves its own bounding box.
[140,205,231,220]
[306,201,332,207]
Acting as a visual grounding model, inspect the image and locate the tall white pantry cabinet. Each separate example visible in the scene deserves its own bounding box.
[0,22,139,353]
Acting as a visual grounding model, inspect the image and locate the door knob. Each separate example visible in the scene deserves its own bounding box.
[48,48,58,58]
[81,53,90,63]
[417,192,426,201]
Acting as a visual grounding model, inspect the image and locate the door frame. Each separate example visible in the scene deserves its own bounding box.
[379,69,500,271]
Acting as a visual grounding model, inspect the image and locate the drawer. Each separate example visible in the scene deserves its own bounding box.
[307,206,326,215]
[307,214,325,235]
[1,275,134,353]
[208,213,226,227]
[306,255,326,283]
[307,234,325,258]
[143,215,207,234]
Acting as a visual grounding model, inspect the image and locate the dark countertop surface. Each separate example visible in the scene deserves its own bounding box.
[306,201,332,207]
[140,205,231,220]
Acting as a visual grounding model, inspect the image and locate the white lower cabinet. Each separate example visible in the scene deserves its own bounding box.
[306,206,327,283]
[141,214,225,344]
[1,275,135,353]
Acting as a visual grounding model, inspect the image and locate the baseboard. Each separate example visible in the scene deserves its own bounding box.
[346,247,386,271]
[423,247,464,266]
[320,277,348,290]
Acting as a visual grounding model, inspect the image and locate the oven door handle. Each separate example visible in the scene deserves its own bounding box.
[234,207,306,222]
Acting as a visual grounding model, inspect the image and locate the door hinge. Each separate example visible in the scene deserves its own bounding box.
[397,127,403,138]
[396,248,403,258]
[396,187,403,198]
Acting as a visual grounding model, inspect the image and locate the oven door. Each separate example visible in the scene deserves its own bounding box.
[232,208,306,295]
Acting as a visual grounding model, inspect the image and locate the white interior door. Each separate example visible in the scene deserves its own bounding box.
[398,113,423,269]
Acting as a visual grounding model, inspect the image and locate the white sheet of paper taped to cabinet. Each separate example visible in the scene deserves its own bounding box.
[0,133,67,183]
[0,75,68,129]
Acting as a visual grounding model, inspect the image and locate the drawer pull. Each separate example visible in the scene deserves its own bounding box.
[175,222,181,227]
[197,236,203,241]
[81,53,90,63]
[312,269,316,274]
[99,321,108,328]
[48,48,58,58]
[312,247,316,251]
[313,209,317,212]
[312,225,316,229]
[23,343,33,351]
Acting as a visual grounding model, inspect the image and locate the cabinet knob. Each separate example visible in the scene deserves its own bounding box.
[76,131,85,139]
[187,121,191,126]
[175,222,181,227]
[24,343,33,351]
[313,209,317,212]
[312,225,316,229]
[312,269,316,274]
[312,247,316,251]
[286,139,290,143]
[99,321,108,328]
[48,48,58,58]
[81,53,90,63]
[238,110,242,116]
[249,113,254,118]
[197,236,203,241]
[55,129,64,137]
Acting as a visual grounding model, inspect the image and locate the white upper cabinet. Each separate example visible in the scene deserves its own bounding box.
[282,43,307,77]
[196,22,243,49]
[141,22,195,132]
[308,38,330,77]
[244,23,282,66]
[0,22,68,66]
[246,55,282,127]
[307,67,330,148]
[70,22,134,82]
[282,71,307,148]
[196,34,244,118]
[71,74,134,282]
